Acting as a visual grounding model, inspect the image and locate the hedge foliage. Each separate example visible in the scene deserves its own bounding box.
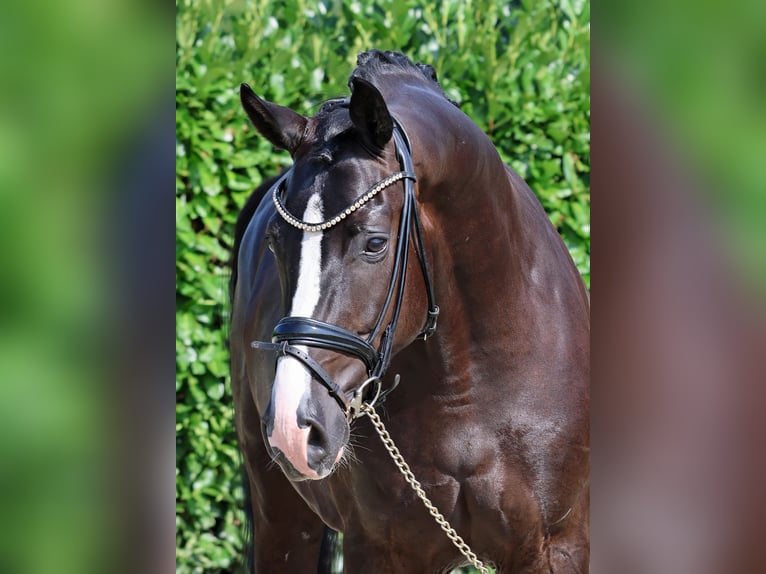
[176,0,589,572]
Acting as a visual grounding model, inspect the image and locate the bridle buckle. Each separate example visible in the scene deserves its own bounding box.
[422,305,440,341]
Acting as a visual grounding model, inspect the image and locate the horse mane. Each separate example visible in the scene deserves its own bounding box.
[349,50,458,106]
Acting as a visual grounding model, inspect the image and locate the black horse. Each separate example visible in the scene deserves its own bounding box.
[230,50,589,573]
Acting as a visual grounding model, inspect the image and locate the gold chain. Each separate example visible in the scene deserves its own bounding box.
[361,404,491,574]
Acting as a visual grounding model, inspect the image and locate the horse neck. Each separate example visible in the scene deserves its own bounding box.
[390,90,588,385]
[392,95,532,297]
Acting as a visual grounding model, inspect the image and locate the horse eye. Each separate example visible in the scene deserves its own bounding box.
[365,237,388,254]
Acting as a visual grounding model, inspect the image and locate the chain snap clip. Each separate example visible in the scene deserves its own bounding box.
[347,376,383,421]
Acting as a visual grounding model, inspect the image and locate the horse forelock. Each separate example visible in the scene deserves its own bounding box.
[297,99,352,154]
[317,97,348,115]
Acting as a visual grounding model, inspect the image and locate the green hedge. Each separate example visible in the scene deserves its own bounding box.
[176,0,589,572]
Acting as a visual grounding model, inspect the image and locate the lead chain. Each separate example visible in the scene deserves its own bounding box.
[361,404,491,574]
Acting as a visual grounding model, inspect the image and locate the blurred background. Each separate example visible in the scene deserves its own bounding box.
[0,0,173,573]
[592,1,766,572]
[0,0,763,572]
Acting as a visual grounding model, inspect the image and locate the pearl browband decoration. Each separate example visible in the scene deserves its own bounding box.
[272,170,417,232]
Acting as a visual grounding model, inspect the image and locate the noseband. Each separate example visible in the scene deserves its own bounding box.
[251,121,439,420]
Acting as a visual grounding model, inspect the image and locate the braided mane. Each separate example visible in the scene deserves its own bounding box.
[349,50,456,105]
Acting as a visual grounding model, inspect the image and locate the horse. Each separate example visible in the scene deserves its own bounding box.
[229,50,589,573]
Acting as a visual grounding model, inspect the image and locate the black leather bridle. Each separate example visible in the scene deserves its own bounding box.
[251,120,439,420]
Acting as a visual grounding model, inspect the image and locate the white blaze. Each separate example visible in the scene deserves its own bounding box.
[289,193,324,316]
[269,193,324,477]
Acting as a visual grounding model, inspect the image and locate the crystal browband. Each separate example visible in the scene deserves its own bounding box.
[272,170,416,232]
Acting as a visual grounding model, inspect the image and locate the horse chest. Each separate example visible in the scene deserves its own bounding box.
[325,414,528,529]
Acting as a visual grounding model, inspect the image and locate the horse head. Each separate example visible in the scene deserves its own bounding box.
[240,77,432,481]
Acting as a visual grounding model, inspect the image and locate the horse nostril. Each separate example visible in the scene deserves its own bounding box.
[297,396,339,474]
[305,421,332,471]
[308,425,324,451]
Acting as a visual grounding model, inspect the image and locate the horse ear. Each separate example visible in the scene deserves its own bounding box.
[349,77,393,150]
[240,83,307,155]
